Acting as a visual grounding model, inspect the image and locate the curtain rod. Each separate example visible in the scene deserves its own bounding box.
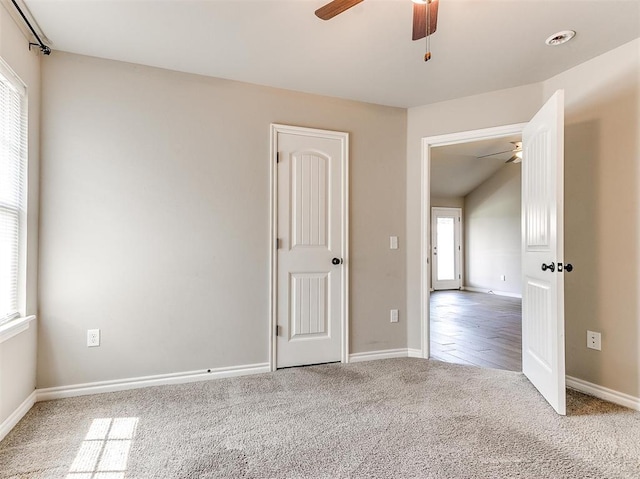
[11,0,51,55]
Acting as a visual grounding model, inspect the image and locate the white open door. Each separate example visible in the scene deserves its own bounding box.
[522,90,566,415]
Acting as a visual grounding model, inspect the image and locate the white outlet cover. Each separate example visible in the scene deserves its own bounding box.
[390,309,399,323]
[586,330,601,351]
[390,236,398,250]
[87,329,100,347]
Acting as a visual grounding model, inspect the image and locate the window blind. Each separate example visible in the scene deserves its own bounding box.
[0,61,27,325]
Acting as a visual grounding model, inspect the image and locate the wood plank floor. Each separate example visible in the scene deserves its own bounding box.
[430,290,522,371]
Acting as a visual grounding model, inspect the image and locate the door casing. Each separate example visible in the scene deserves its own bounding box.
[269,124,349,372]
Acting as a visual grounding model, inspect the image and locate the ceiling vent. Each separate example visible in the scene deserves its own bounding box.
[545,30,576,46]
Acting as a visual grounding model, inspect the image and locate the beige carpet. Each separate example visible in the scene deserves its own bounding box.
[1,358,639,478]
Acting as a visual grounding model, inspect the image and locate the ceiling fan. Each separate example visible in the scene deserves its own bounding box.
[315,0,439,43]
[477,142,523,164]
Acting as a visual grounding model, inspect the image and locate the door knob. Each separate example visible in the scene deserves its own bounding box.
[332,257,343,265]
[564,263,573,272]
[541,262,555,273]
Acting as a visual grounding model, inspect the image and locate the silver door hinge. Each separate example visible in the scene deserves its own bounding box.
[275,325,280,336]
[276,152,280,163]
[276,238,281,249]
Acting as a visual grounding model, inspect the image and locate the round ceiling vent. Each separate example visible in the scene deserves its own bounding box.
[545,30,576,46]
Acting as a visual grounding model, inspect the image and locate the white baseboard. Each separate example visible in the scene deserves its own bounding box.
[463,286,522,299]
[349,348,412,363]
[566,376,640,411]
[0,391,36,442]
[408,348,424,358]
[36,362,271,402]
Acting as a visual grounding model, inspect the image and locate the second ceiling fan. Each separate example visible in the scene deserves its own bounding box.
[477,142,523,164]
[315,0,439,42]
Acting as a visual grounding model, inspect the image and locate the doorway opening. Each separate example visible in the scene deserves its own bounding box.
[420,123,526,372]
[428,135,523,371]
[420,92,567,414]
[431,207,462,291]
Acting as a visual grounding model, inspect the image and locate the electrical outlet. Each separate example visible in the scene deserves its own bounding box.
[500,275,506,281]
[586,330,601,351]
[390,236,398,250]
[87,329,100,347]
[390,309,399,323]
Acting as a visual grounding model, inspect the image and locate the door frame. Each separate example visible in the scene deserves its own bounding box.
[269,123,349,372]
[420,123,527,358]
[431,206,463,291]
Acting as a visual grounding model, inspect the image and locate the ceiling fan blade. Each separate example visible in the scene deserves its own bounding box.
[412,0,439,41]
[477,148,517,159]
[315,0,364,20]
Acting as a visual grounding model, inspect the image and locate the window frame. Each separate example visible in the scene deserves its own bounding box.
[0,57,29,330]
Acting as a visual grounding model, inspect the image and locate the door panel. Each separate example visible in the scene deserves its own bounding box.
[292,152,328,248]
[522,90,566,415]
[290,273,328,338]
[276,129,347,368]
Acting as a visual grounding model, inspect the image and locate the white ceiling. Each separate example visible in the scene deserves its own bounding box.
[431,135,521,198]
[22,0,640,108]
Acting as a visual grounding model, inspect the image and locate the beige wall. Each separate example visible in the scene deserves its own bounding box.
[406,82,543,350]
[37,52,406,388]
[0,5,40,424]
[464,164,521,295]
[543,39,640,398]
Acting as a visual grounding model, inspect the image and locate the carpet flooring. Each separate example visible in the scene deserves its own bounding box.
[1,358,639,478]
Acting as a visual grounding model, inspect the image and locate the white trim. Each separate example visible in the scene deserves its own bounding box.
[0,315,35,344]
[408,348,424,358]
[0,55,27,94]
[269,124,349,370]
[567,376,640,412]
[420,123,527,359]
[463,287,522,299]
[36,363,270,401]
[0,390,36,442]
[349,348,410,363]
[269,126,278,372]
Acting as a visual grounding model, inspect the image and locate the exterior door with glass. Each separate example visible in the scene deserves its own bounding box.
[431,207,462,290]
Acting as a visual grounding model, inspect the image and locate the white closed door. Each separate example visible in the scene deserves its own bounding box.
[275,126,347,368]
[522,90,566,415]
[431,207,462,290]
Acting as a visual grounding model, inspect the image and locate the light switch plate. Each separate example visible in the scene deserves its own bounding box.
[390,309,399,323]
[390,236,398,250]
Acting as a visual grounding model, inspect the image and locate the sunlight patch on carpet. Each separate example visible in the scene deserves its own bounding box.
[66,417,138,479]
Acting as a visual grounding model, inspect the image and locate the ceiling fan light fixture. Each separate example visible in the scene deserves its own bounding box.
[545,30,576,46]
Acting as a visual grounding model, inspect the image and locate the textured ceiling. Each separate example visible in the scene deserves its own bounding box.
[22,0,640,108]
